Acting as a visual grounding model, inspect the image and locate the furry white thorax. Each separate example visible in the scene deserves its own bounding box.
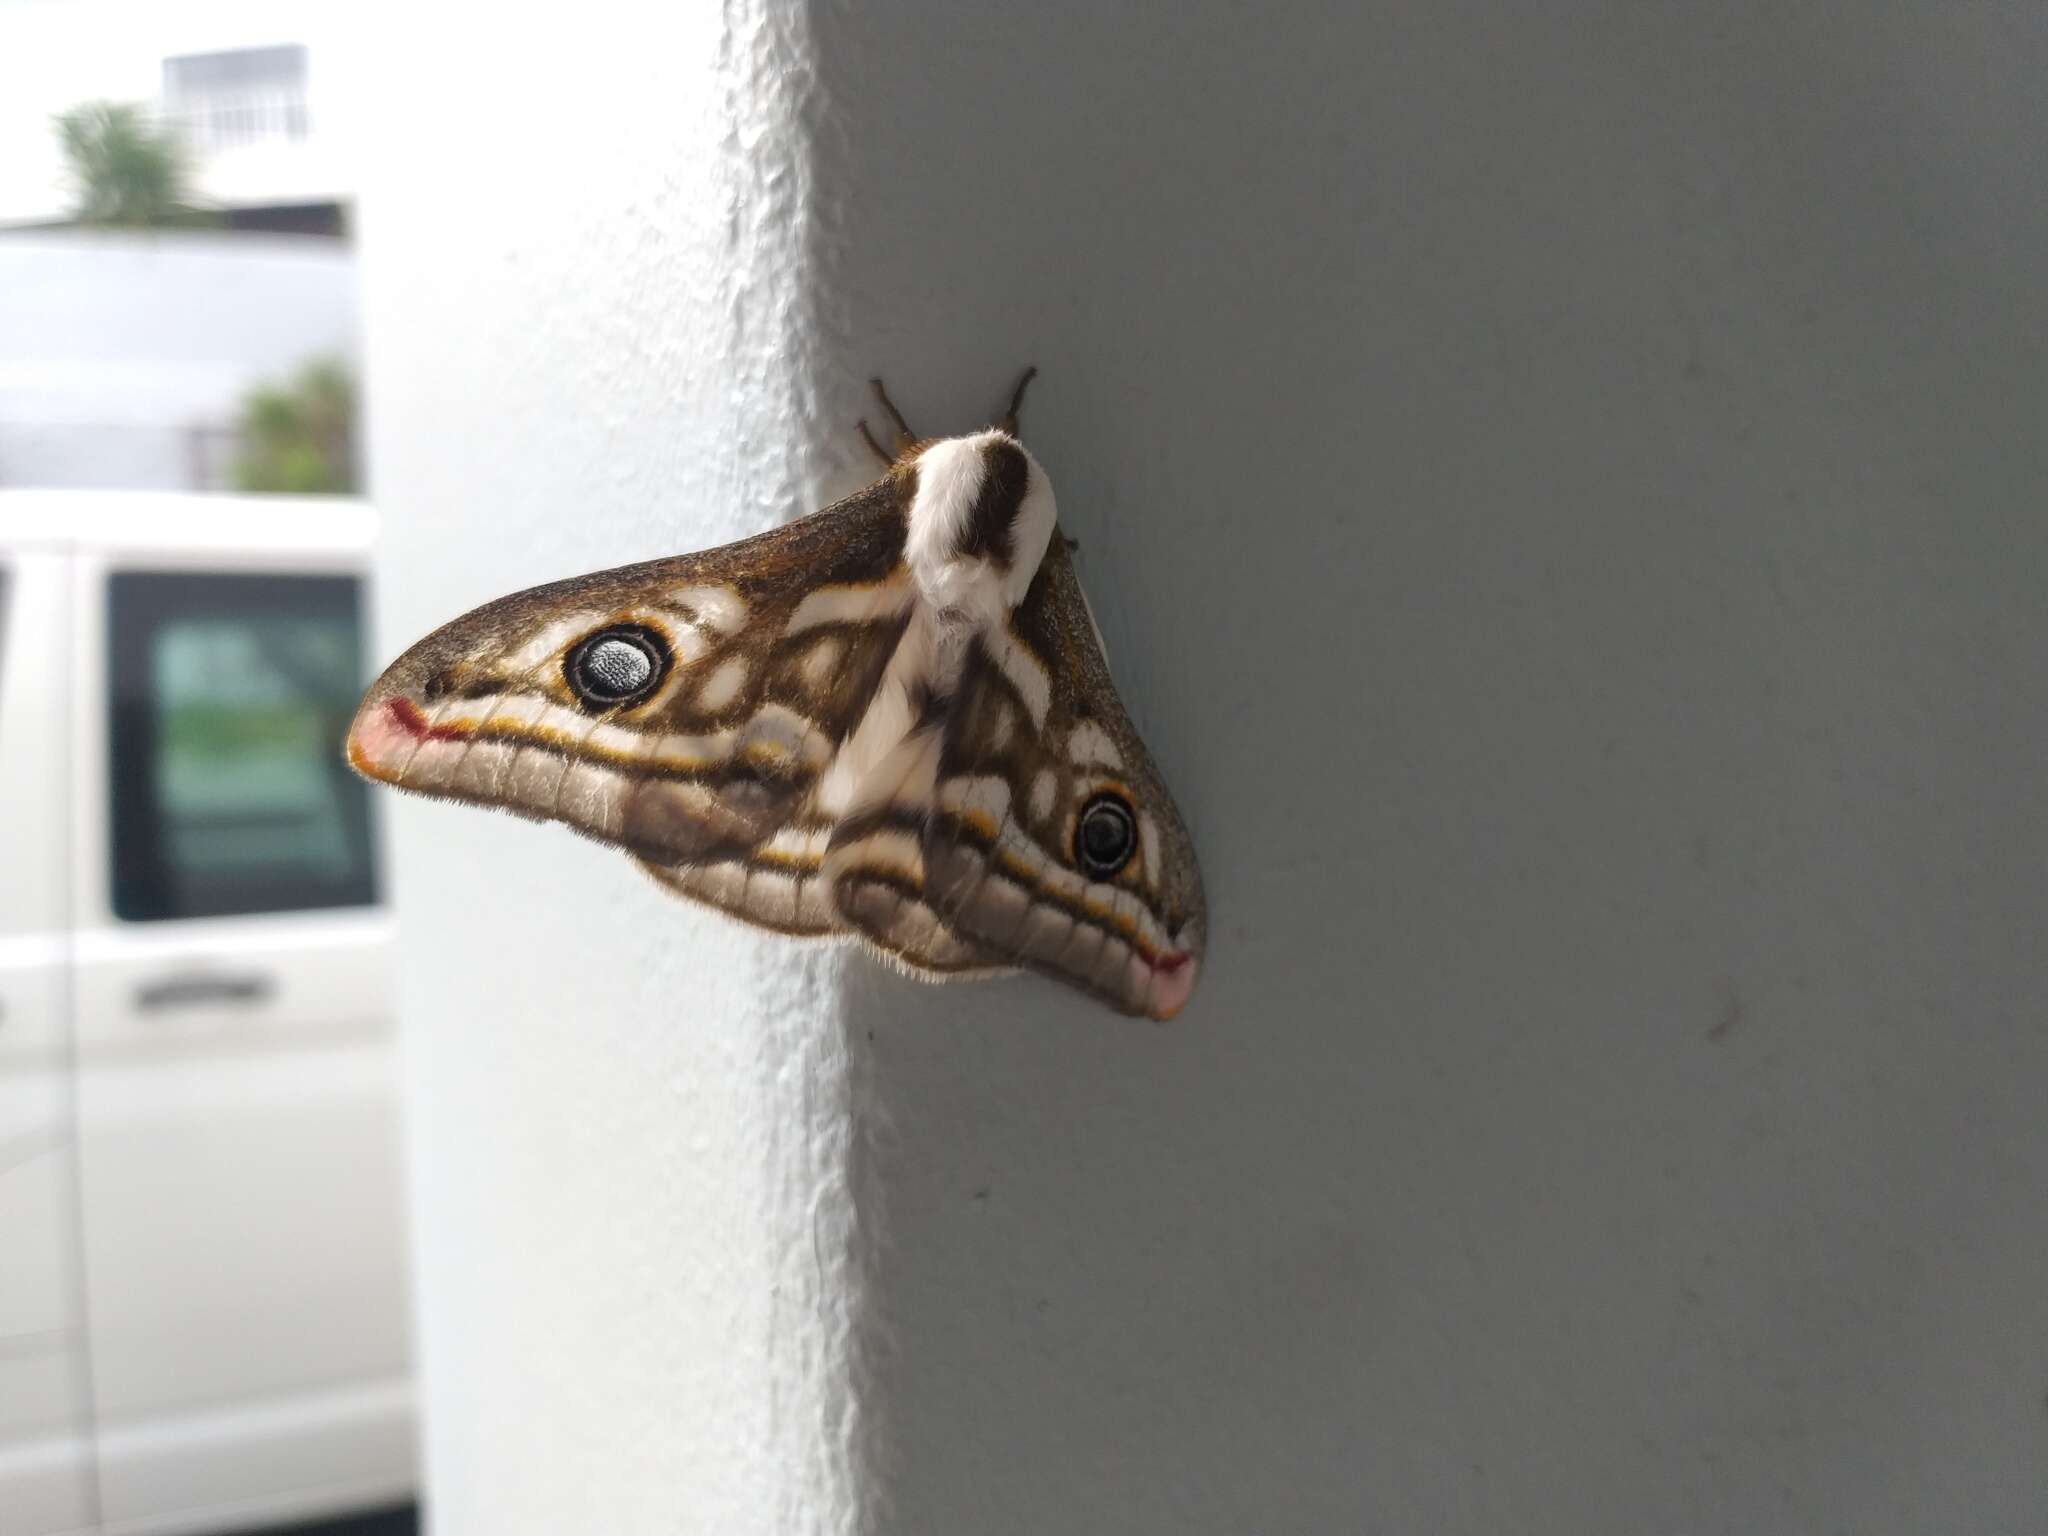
[904,430,1058,631]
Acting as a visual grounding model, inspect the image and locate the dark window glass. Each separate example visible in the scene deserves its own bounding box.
[108,572,377,921]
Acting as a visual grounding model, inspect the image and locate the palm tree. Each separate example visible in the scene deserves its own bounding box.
[54,101,210,228]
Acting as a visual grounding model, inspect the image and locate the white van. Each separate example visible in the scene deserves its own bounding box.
[0,492,414,1535]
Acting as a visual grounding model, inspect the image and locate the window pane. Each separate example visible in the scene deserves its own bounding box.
[108,572,378,921]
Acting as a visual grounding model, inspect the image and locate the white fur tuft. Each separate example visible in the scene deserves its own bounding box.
[1005,451,1057,607]
[904,434,988,605]
[904,431,1058,630]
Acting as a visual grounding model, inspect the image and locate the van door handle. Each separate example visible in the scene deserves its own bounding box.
[135,971,277,1012]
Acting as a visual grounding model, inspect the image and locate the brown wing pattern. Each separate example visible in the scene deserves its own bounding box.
[348,475,917,880]
[348,423,1206,1018]
[821,721,1019,979]
[911,541,1207,1018]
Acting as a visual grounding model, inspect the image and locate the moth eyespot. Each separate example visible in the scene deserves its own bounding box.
[565,625,669,708]
[1074,791,1137,879]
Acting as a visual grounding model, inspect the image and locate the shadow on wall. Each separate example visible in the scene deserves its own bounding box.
[813,1,2048,1532]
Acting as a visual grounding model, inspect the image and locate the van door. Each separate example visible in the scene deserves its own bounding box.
[0,550,96,1535]
[67,550,414,1530]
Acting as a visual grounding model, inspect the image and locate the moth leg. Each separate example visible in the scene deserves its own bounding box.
[997,365,1039,436]
[869,377,920,458]
[856,417,895,470]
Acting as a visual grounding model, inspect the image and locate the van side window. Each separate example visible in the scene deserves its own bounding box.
[108,571,379,921]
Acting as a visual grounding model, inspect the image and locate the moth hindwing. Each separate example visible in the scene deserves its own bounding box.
[348,386,1205,1018]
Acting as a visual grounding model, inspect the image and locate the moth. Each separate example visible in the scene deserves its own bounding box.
[345,373,1205,1018]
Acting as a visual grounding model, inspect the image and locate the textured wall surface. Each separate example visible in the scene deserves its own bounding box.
[357,7,871,1534]
[363,3,2048,1533]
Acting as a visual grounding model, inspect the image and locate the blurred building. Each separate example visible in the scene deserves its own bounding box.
[0,3,359,493]
[0,3,354,236]
[158,42,347,237]
[0,230,357,491]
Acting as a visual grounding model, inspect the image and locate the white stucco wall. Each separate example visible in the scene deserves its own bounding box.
[357,7,874,1533]
[360,4,2048,1533]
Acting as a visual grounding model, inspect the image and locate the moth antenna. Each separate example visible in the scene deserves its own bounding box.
[999,365,1039,436]
[855,417,895,470]
[869,377,918,455]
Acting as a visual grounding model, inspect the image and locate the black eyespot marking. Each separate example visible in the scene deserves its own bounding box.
[565,624,669,709]
[1074,791,1137,879]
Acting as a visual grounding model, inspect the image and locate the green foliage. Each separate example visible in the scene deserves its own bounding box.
[233,357,359,495]
[54,101,213,229]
